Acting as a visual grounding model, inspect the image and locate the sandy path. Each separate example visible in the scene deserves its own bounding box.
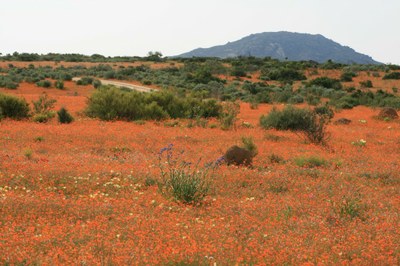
[72,77,155,93]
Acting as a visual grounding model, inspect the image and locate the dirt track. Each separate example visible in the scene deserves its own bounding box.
[72,77,155,93]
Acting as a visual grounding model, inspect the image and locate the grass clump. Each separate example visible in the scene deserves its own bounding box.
[295,156,327,168]
[158,144,216,205]
[338,193,366,220]
[24,148,33,160]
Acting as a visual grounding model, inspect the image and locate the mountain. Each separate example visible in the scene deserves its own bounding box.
[176,31,380,64]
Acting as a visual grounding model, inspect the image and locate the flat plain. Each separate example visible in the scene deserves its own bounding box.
[0,61,399,265]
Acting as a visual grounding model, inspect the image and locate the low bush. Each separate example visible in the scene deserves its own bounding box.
[57,107,74,124]
[76,76,94,85]
[85,86,222,121]
[261,67,306,83]
[308,77,342,90]
[260,105,330,144]
[36,80,52,88]
[0,93,30,119]
[260,106,313,131]
[382,72,400,80]
[340,71,357,82]
[55,80,64,90]
[359,80,373,88]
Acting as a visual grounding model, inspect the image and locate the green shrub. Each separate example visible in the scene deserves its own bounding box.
[0,76,19,89]
[92,79,102,89]
[86,86,221,121]
[340,71,357,82]
[55,80,64,90]
[359,80,373,88]
[36,80,52,88]
[33,93,56,114]
[76,76,94,85]
[0,93,30,119]
[308,77,342,90]
[261,67,306,82]
[260,106,312,131]
[314,104,334,119]
[260,105,330,144]
[57,107,74,124]
[382,72,400,80]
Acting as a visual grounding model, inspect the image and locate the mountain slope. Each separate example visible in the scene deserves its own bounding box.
[177,32,380,64]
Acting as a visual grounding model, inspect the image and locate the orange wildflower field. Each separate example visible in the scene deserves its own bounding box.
[1,70,400,265]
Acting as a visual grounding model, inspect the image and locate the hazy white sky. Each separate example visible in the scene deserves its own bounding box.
[1,0,399,64]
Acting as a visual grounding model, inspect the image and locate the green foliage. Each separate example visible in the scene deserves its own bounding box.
[55,80,64,90]
[32,93,57,123]
[219,101,240,130]
[339,194,365,220]
[261,67,306,82]
[241,137,258,157]
[295,156,327,168]
[76,76,94,85]
[314,104,334,119]
[57,107,74,124]
[33,113,54,123]
[382,72,400,80]
[33,93,56,114]
[260,106,313,131]
[359,80,373,88]
[92,79,102,89]
[158,144,213,205]
[36,80,52,88]
[85,86,222,121]
[0,93,30,119]
[260,105,330,144]
[340,71,357,82]
[0,76,19,89]
[308,76,342,90]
